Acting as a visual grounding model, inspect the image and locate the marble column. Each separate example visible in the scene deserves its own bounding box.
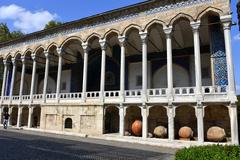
[196,104,204,143]
[229,104,239,145]
[118,36,126,102]
[27,106,33,128]
[82,42,89,101]
[1,60,8,102]
[8,107,12,126]
[30,54,37,103]
[56,48,63,101]
[164,26,173,99]
[221,15,236,101]
[167,105,175,141]
[19,56,26,104]
[191,21,202,97]
[141,105,148,138]
[9,58,16,100]
[43,51,49,102]
[17,106,22,128]
[99,39,107,100]
[119,104,125,136]
[140,31,148,102]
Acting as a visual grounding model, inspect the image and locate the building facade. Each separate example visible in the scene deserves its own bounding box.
[0,0,238,145]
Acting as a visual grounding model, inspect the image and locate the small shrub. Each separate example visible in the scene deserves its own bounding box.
[175,145,240,160]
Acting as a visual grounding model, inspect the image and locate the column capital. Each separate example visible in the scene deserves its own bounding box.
[139,31,148,43]
[99,39,107,50]
[11,58,16,65]
[57,47,63,56]
[21,56,25,63]
[44,51,49,58]
[82,42,89,52]
[31,54,36,61]
[163,26,173,36]
[220,15,232,30]
[118,36,127,47]
[222,21,231,30]
[190,21,201,32]
[3,59,7,65]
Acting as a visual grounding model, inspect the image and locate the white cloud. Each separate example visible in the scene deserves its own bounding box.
[0,4,57,33]
[234,33,240,41]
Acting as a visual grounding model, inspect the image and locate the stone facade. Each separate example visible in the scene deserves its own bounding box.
[0,0,238,146]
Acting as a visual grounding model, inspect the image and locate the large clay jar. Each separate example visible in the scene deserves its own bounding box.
[207,126,226,142]
[131,120,142,136]
[179,126,193,140]
[154,126,167,138]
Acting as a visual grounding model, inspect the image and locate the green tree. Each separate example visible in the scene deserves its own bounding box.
[44,20,62,29]
[0,23,11,42]
[0,23,24,43]
[10,31,24,39]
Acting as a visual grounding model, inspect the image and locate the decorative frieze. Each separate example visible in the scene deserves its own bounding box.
[0,0,212,53]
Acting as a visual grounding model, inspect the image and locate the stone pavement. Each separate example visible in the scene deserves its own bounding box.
[0,128,176,160]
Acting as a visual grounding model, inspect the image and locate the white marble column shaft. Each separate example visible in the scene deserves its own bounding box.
[17,106,22,128]
[19,56,26,104]
[196,105,204,143]
[221,16,236,100]
[119,104,125,136]
[27,106,33,128]
[82,43,89,101]
[229,104,239,145]
[140,31,148,102]
[1,60,8,102]
[30,54,37,103]
[141,106,148,138]
[191,21,202,96]
[164,27,173,97]
[118,36,126,102]
[56,48,63,101]
[167,106,175,141]
[9,58,16,99]
[43,52,49,102]
[99,39,107,100]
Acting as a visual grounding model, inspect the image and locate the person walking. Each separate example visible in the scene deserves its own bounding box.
[3,111,10,129]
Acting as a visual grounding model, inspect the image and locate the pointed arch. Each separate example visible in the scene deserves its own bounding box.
[122,24,142,36]
[5,52,13,60]
[46,42,58,52]
[59,36,83,48]
[196,7,223,21]
[144,19,166,31]
[103,29,120,39]
[85,33,101,43]
[169,13,194,26]
[14,51,22,59]
[34,45,45,55]
[23,48,33,57]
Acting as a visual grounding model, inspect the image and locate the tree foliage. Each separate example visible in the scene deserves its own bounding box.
[44,20,62,29]
[0,23,24,43]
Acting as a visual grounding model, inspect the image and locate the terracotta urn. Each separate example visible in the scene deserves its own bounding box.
[207,126,226,142]
[131,120,142,136]
[153,126,167,138]
[178,126,193,140]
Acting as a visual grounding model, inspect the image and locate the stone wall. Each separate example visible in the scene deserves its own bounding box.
[40,105,104,135]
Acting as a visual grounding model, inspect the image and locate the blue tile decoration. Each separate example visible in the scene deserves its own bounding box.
[211,28,228,86]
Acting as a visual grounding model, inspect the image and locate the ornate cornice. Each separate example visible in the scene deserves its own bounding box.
[0,0,212,53]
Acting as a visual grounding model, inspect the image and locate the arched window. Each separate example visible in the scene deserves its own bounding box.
[64,118,72,129]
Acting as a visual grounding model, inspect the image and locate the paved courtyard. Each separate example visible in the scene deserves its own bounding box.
[0,129,175,160]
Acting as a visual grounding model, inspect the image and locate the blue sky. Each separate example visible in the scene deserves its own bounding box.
[0,0,240,94]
